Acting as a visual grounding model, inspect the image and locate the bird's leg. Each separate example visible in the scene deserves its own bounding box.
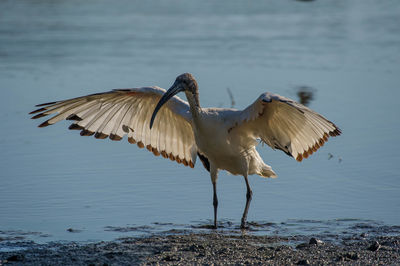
[212,181,218,228]
[240,175,253,229]
[210,166,218,229]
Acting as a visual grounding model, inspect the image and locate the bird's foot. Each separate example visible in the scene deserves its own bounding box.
[240,224,249,230]
[240,220,249,230]
[212,220,218,229]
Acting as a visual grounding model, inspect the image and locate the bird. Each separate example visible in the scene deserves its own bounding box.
[30,73,341,229]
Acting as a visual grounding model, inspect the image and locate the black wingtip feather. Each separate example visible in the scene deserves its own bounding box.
[95,132,108,139]
[35,101,58,107]
[38,121,50,127]
[31,113,48,119]
[109,134,122,141]
[80,130,94,136]
[329,127,342,137]
[29,107,47,115]
[66,114,82,121]
[69,124,84,130]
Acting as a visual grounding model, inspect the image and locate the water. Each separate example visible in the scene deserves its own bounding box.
[1,0,399,243]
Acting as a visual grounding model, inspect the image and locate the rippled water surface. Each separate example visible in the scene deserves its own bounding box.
[1,0,399,242]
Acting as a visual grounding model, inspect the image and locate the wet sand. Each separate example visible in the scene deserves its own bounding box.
[1,227,399,265]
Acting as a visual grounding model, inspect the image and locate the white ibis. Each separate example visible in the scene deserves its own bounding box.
[30,73,341,229]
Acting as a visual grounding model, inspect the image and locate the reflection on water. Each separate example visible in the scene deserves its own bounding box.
[295,86,315,107]
[0,0,400,243]
[226,88,236,108]
[1,218,399,245]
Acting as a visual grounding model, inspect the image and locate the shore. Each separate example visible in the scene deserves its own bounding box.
[1,227,399,265]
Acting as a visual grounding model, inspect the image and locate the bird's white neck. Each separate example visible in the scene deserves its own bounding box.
[184,91,201,119]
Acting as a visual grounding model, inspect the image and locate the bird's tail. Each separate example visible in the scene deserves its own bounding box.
[259,164,277,178]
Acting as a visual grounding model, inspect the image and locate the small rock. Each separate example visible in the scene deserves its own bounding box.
[7,254,24,262]
[368,241,381,251]
[275,245,292,251]
[67,228,82,233]
[309,237,323,245]
[163,254,178,261]
[217,247,229,254]
[297,259,310,265]
[296,243,309,249]
[344,252,359,260]
[104,252,115,259]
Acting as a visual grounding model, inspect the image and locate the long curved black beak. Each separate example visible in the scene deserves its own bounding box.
[150,81,184,129]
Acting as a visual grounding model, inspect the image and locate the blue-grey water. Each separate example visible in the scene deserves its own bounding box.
[1,0,399,243]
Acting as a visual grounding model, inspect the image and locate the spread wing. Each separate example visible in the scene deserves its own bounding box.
[234,92,341,161]
[30,87,197,167]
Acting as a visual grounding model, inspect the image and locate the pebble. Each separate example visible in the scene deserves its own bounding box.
[344,252,359,260]
[368,241,381,251]
[6,254,24,261]
[309,237,324,245]
[66,228,82,233]
[296,243,309,249]
[297,259,310,265]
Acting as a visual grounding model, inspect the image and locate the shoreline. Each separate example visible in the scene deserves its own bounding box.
[1,225,399,265]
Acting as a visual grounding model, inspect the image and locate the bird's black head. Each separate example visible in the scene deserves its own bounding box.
[175,73,198,95]
[150,73,198,129]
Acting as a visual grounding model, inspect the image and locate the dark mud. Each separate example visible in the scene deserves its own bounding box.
[1,222,400,265]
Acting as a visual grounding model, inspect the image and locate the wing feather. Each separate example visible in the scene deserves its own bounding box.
[158,111,166,154]
[131,98,145,143]
[83,101,120,134]
[105,100,131,139]
[110,102,132,139]
[234,92,341,161]
[88,98,128,135]
[31,87,197,168]
[164,111,173,159]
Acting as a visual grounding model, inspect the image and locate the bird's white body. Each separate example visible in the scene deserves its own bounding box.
[193,108,274,177]
[30,73,340,228]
